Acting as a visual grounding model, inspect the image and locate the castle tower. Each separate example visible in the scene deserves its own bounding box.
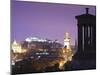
[64,32,71,49]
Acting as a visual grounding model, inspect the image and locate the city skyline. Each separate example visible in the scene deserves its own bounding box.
[11,0,96,45]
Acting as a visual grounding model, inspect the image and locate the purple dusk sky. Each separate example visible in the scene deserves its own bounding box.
[11,0,96,45]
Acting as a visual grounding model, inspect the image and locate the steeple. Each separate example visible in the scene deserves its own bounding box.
[86,8,89,14]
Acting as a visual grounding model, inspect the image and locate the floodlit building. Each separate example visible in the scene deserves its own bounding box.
[25,37,47,42]
[24,37,62,50]
[64,32,71,49]
[12,40,22,53]
[12,40,26,53]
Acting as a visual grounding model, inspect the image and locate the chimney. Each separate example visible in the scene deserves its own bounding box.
[86,8,89,14]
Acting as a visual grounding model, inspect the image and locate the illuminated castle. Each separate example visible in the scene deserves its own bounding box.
[12,40,26,53]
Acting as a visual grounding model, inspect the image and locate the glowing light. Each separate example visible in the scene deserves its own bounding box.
[12,40,27,53]
[12,40,22,53]
[25,37,47,42]
[59,60,66,70]
[37,56,41,59]
[25,38,31,42]
[12,60,15,65]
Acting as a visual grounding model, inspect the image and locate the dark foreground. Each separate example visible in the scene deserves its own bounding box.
[11,58,96,75]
